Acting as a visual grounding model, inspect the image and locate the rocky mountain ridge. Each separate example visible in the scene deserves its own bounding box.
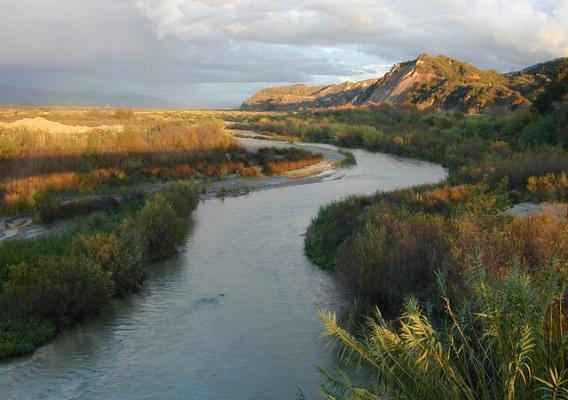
[240,54,567,113]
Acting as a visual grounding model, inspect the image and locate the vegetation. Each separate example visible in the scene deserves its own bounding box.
[235,104,568,186]
[0,181,199,359]
[0,108,327,359]
[321,262,567,400]
[0,318,55,359]
[258,68,568,398]
[532,59,568,114]
[306,181,568,316]
[0,109,325,213]
[338,149,356,166]
[255,147,324,175]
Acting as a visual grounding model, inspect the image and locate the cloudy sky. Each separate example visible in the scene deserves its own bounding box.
[1,0,567,108]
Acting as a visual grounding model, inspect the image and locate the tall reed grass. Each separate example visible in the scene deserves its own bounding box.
[321,256,568,400]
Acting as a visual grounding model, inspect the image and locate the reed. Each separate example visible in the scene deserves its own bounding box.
[321,257,568,400]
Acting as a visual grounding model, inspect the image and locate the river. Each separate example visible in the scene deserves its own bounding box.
[0,145,447,400]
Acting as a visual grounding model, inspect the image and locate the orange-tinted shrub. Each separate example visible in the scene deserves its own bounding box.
[527,172,568,201]
[267,156,323,175]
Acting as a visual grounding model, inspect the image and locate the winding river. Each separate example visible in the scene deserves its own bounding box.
[0,145,447,400]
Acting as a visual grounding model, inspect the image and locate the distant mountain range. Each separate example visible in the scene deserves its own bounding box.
[0,85,182,109]
[240,54,568,113]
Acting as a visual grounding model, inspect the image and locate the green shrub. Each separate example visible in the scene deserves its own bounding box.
[338,150,356,166]
[336,211,448,315]
[0,234,72,280]
[359,126,384,149]
[123,194,186,261]
[0,318,56,359]
[70,233,144,297]
[304,196,371,268]
[159,181,200,217]
[1,256,113,326]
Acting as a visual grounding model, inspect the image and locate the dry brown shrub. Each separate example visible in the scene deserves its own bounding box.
[267,156,323,175]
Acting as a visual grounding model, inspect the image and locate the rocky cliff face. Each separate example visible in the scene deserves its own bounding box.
[240,54,566,113]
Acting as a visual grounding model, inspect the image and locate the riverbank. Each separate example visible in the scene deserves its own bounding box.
[0,181,200,359]
[0,133,350,358]
[0,135,348,241]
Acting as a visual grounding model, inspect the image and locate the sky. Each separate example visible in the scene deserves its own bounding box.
[1,0,567,108]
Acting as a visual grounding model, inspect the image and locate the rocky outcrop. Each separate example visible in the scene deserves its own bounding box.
[240,79,378,111]
[240,54,567,113]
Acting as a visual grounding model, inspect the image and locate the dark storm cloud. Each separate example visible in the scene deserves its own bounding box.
[1,0,567,107]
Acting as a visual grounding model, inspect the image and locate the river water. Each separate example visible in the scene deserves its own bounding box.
[0,146,447,400]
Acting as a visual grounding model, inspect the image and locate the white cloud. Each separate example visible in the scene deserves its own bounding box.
[132,0,568,68]
[0,0,567,107]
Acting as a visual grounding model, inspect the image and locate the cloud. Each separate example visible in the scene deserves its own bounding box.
[133,0,568,68]
[0,0,567,107]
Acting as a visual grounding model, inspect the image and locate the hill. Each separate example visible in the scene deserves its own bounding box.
[240,54,567,113]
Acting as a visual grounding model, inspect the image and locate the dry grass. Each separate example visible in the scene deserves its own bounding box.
[267,156,324,175]
[0,109,236,210]
[0,119,233,161]
[0,107,323,212]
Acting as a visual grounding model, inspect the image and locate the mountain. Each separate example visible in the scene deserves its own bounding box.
[240,79,379,112]
[0,85,182,108]
[240,54,567,113]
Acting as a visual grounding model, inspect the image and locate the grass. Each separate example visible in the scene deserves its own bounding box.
[321,259,567,400]
[0,108,325,214]
[338,149,356,166]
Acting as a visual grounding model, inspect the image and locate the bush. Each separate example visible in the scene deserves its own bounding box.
[70,233,144,297]
[0,234,71,280]
[305,196,371,268]
[336,211,448,314]
[1,256,113,326]
[0,318,56,359]
[526,172,568,201]
[40,196,120,223]
[159,181,200,217]
[123,194,186,261]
